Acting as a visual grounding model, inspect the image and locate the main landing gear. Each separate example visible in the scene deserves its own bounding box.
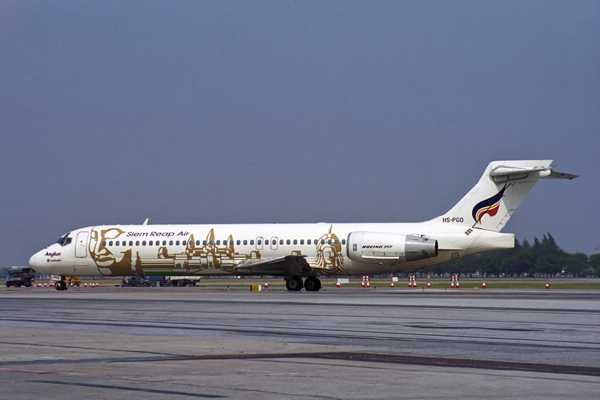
[285,276,321,292]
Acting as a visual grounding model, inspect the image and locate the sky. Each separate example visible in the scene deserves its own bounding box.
[1,0,599,268]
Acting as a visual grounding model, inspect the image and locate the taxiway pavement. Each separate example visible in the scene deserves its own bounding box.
[1,287,599,399]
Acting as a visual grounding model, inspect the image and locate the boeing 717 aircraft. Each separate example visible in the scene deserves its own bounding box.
[29,160,576,291]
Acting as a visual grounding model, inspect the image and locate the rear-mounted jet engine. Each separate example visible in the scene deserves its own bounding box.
[346,232,438,263]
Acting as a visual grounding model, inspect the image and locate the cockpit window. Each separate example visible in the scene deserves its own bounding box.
[56,233,72,247]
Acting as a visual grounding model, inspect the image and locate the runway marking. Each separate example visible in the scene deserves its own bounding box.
[34,381,224,398]
[0,368,65,375]
[2,352,599,376]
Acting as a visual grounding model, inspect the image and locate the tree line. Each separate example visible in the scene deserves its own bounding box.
[422,233,600,277]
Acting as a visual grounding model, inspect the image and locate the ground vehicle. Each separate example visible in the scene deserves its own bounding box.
[49,275,81,287]
[167,276,201,287]
[5,267,35,288]
[147,276,200,287]
[69,276,81,287]
[122,276,150,287]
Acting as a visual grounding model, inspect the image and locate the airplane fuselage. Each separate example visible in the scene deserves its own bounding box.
[29,222,513,278]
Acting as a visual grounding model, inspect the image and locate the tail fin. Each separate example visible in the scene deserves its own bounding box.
[429,160,577,232]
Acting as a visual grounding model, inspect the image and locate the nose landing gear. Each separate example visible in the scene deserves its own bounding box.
[55,280,68,291]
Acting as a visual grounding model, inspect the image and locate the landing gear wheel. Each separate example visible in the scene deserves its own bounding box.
[285,276,304,291]
[55,281,68,291]
[304,277,321,291]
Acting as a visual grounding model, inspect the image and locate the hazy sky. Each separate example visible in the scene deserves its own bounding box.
[1,0,598,268]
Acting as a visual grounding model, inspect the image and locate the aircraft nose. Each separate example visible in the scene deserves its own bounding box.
[29,252,39,269]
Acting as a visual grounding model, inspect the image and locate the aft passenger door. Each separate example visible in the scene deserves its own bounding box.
[75,231,89,258]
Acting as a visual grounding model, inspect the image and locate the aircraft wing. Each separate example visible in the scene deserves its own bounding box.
[233,255,311,279]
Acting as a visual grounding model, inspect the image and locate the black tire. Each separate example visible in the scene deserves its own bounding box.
[285,276,303,291]
[304,277,321,292]
[5,282,10,288]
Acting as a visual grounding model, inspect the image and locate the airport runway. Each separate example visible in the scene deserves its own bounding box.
[1,287,599,399]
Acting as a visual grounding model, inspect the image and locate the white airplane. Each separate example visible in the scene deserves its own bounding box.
[29,160,576,291]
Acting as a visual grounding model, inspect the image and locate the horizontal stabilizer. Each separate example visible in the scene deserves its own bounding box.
[544,170,578,180]
[490,164,578,181]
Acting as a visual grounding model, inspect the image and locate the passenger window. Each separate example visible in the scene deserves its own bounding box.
[109,241,113,246]
[163,240,167,246]
[335,239,339,245]
[307,239,311,245]
[265,239,269,245]
[135,241,139,246]
[280,239,284,245]
[149,241,153,246]
[293,239,297,245]
[102,241,107,246]
[286,239,290,245]
[216,240,220,245]
[250,240,254,245]
[243,240,248,245]
[342,239,346,245]
[203,240,207,245]
[300,239,304,245]
[129,241,133,246]
[230,240,234,245]
[257,240,262,245]
[236,240,240,245]
[321,240,325,245]
[169,240,173,246]
[142,241,146,246]
[116,241,120,246]
[209,240,214,245]
[328,239,332,245]
[176,240,180,246]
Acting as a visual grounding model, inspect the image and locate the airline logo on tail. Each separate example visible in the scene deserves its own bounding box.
[472,184,508,224]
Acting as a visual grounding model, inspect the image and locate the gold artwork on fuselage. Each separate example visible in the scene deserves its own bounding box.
[88,226,348,277]
[313,226,349,276]
[89,227,136,276]
[155,229,261,273]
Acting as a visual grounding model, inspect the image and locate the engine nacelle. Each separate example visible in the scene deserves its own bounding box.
[346,231,438,263]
